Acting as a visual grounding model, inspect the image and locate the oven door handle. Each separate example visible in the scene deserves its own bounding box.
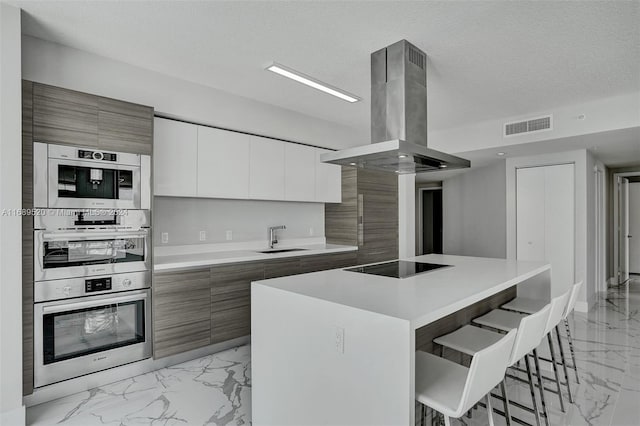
[42,292,148,315]
[42,230,148,241]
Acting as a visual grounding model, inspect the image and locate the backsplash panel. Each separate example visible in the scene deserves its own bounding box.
[153,197,325,247]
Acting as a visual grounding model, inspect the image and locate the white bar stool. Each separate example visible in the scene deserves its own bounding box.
[415,329,517,426]
[433,304,551,426]
[503,281,583,384]
[473,289,572,421]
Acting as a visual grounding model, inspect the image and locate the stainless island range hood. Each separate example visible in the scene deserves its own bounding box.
[321,40,470,174]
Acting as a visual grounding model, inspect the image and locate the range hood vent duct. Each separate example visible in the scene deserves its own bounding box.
[321,40,470,174]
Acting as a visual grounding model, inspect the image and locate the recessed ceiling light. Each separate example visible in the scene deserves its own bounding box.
[266,62,361,103]
[497,152,506,156]
[398,154,408,159]
[349,162,357,166]
[395,170,401,173]
[439,164,448,168]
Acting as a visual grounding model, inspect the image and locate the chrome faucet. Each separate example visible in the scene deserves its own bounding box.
[268,225,286,249]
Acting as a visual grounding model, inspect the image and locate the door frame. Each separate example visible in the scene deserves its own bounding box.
[416,186,442,255]
[594,165,607,293]
[613,171,640,285]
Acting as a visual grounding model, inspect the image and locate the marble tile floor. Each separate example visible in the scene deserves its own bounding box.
[28,278,640,426]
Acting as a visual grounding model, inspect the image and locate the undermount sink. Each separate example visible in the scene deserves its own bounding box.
[256,248,308,254]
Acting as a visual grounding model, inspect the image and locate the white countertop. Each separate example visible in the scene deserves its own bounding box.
[253,254,550,329]
[154,242,358,271]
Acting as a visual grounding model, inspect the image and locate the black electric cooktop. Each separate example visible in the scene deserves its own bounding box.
[344,260,451,279]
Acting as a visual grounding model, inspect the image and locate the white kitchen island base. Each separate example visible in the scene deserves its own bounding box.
[251,254,550,426]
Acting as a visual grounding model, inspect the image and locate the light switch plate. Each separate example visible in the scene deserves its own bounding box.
[199,231,206,241]
[335,326,345,354]
[226,230,233,241]
[161,232,169,244]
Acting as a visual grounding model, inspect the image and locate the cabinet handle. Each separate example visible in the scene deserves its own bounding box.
[358,193,364,246]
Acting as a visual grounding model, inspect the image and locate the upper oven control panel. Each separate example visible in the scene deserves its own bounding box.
[34,271,151,303]
[78,149,118,162]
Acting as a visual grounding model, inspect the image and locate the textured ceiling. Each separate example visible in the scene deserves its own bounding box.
[13,0,640,139]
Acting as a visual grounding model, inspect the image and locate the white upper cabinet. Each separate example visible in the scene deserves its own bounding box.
[285,144,317,202]
[197,126,250,199]
[315,148,342,203]
[154,117,198,197]
[154,118,342,203]
[249,136,285,200]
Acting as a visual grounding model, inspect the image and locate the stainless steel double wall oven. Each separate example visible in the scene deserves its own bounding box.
[32,142,153,388]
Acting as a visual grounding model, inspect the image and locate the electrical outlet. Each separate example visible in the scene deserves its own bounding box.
[199,231,206,241]
[226,230,233,241]
[335,326,345,354]
[309,227,314,236]
[161,232,169,244]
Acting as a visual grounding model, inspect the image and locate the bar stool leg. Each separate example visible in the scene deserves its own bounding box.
[525,355,542,426]
[532,350,550,426]
[486,393,495,426]
[500,378,512,426]
[420,404,426,426]
[555,325,574,403]
[443,414,451,426]
[547,333,566,412]
[565,318,580,384]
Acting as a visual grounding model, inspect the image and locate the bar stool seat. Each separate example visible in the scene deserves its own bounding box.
[415,351,469,414]
[502,297,548,314]
[472,309,526,332]
[433,325,505,356]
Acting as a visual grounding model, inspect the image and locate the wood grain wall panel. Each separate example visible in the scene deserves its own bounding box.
[33,83,98,146]
[325,167,358,246]
[153,269,211,358]
[22,80,34,396]
[414,287,517,354]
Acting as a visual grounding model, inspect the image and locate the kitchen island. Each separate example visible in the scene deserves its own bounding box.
[251,254,550,426]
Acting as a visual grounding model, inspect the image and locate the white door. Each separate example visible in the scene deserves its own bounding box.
[619,177,630,282]
[516,164,574,296]
[315,148,342,203]
[249,136,285,200]
[197,126,250,199]
[629,182,640,274]
[153,118,198,197]
[284,143,316,202]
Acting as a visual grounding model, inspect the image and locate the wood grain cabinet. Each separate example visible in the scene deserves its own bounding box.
[153,252,357,358]
[32,82,153,154]
[33,83,99,147]
[97,97,153,154]
[210,262,264,344]
[153,268,212,359]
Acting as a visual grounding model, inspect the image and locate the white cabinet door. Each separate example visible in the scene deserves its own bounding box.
[284,144,316,202]
[249,136,285,200]
[197,126,250,199]
[153,118,198,197]
[315,148,342,203]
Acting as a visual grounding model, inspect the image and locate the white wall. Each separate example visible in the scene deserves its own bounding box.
[153,197,324,247]
[430,92,640,155]
[21,36,359,150]
[0,3,25,425]
[442,161,507,259]
[506,150,595,312]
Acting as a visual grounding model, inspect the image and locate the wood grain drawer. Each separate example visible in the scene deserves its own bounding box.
[211,306,251,344]
[264,257,301,279]
[299,251,358,273]
[154,320,211,359]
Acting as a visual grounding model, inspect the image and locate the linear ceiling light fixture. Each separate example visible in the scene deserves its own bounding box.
[266,62,361,103]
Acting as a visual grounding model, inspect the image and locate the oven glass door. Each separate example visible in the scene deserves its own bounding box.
[43,234,145,269]
[42,295,146,365]
[48,158,140,209]
[35,230,149,281]
[57,164,133,201]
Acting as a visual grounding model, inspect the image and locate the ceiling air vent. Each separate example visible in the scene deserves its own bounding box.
[504,115,553,137]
